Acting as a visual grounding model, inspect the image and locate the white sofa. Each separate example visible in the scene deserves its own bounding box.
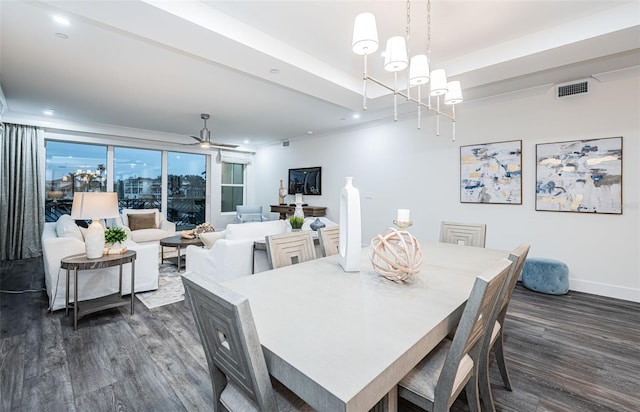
[113,208,176,245]
[185,217,337,281]
[186,220,288,281]
[42,215,160,311]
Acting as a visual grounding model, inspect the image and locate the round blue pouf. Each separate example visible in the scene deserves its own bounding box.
[521,258,569,295]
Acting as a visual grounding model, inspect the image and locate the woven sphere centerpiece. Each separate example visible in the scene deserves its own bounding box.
[369,227,423,282]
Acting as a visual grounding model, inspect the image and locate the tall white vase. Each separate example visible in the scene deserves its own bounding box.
[339,177,361,272]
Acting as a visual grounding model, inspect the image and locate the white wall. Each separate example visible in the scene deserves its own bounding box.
[252,71,640,302]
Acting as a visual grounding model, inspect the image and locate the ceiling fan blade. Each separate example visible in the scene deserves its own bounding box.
[191,135,202,143]
[212,142,239,148]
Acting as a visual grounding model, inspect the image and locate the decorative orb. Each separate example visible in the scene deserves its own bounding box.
[369,227,423,282]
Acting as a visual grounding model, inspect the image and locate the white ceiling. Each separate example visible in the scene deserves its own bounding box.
[1,0,639,150]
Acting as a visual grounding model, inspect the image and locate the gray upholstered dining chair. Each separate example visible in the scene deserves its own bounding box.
[182,271,313,411]
[478,244,531,412]
[439,221,487,247]
[236,205,268,223]
[397,258,513,412]
[265,231,316,269]
[317,226,340,257]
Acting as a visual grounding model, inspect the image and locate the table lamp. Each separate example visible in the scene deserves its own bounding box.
[71,192,120,258]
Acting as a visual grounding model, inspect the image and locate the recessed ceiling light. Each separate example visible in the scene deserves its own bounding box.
[54,33,69,40]
[352,113,361,119]
[53,15,70,26]
[43,109,55,116]
[306,131,313,135]
[243,139,250,144]
[269,68,280,74]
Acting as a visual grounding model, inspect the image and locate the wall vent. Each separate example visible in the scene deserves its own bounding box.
[282,140,290,147]
[556,80,589,99]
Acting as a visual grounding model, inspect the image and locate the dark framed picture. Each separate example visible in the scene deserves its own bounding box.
[536,136,622,214]
[460,140,522,204]
[288,167,321,195]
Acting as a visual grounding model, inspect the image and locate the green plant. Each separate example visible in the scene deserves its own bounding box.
[104,227,127,244]
[289,216,304,229]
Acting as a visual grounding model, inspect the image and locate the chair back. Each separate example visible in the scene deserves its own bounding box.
[317,226,340,257]
[265,231,316,269]
[434,258,512,405]
[439,221,487,247]
[237,205,266,223]
[182,272,278,411]
[497,244,530,325]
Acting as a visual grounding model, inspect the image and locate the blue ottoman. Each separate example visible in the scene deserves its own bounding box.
[521,258,569,295]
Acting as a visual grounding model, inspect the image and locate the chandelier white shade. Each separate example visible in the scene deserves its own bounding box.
[384,37,408,72]
[409,55,430,85]
[351,0,462,140]
[445,81,463,105]
[352,12,379,55]
[71,192,120,259]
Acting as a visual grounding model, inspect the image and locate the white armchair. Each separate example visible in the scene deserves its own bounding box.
[186,220,288,281]
[115,208,176,245]
[236,205,268,223]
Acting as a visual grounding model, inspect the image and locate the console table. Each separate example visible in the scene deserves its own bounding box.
[270,205,327,220]
[61,250,136,330]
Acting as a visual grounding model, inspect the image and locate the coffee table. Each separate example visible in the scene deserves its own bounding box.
[160,235,204,272]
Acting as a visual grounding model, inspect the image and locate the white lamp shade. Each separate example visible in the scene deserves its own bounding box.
[352,13,379,55]
[71,192,120,220]
[430,69,449,96]
[409,55,430,85]
[383,36,408,72]
[444,81,463,105]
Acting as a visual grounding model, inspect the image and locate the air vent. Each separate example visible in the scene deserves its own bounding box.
[282,140,290,147]
[556,80,589,99]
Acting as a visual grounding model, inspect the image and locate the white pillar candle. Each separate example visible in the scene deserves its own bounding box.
[295,193,303,204]
[397,209,410,222]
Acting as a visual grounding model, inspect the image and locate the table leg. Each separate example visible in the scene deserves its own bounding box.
[131,258,135,314]
[65,268,70,316]
[74,268,78,331]
[119,262,123,297]
[370,386,398,412]
[177,245,183,272]
[252,243,256,274]
[161,244,165,264]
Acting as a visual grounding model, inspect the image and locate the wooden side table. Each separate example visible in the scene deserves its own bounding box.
[61,250,137,330]
[160,235,204,272]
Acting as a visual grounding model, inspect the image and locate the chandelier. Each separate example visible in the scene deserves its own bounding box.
[352,0,462,140]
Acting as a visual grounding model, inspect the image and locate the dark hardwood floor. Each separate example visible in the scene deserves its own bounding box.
[1,257,639,412]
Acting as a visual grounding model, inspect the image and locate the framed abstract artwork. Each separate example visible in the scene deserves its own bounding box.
[460,140,522,204]
[536,137,622,214]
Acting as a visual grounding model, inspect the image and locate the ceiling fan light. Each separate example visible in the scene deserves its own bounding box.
[352,13,379,55]
[444,81,463,105]
[384,36,408,72]
[430,69,448,96]
[200,141,210,149]
[409,55,430,85]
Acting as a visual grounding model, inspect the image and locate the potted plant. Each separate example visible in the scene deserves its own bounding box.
[289,216,304,231]
[104,227,127,246]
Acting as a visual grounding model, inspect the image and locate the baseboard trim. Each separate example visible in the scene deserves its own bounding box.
[569,278,640,303]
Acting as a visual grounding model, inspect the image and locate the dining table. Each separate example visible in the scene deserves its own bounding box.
[222,240,509,412]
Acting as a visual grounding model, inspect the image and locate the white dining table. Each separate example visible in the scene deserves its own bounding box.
[223,240,509,412]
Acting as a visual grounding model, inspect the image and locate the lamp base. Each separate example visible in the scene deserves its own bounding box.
[85,220,105,259]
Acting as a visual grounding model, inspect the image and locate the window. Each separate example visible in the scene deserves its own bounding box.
[45,141,107,222]
[113,147,161,211]
[221,162,245,213]
[168,152,206,230]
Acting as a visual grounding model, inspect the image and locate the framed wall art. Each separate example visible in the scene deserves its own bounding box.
[536,136,622,214]
[460,140,522,204]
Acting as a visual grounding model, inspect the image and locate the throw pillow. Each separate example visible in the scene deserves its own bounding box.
[199,230,226,249]
[128,213,157,231]
[55,215,84,242]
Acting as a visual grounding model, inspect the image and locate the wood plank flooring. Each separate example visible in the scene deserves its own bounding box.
[1,257,639,412]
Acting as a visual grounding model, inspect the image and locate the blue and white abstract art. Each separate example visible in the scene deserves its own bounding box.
[460,140,522,204]
[536,137,622,214]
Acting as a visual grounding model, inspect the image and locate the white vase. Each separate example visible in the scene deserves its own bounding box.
[338,177,361,272]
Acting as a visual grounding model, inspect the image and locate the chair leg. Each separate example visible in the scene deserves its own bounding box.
[464,374,481,412]
[494,330,513,391]
[478,350,496,412]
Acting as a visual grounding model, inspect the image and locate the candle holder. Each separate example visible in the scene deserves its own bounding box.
[393,220,413,230]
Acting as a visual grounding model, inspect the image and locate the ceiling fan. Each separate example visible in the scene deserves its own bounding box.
[188,113,238,149]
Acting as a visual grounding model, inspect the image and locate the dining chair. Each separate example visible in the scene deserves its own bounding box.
[439,221,487,247]
[182,271,313,412]
[317,226,340,257]
[397,258,513,412]
[265,231,317,269]
[478,244,531,412]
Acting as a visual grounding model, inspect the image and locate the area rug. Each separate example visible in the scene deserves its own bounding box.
[136,263,185,309]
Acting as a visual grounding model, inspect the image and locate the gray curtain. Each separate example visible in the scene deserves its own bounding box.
[0,123,45,260]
